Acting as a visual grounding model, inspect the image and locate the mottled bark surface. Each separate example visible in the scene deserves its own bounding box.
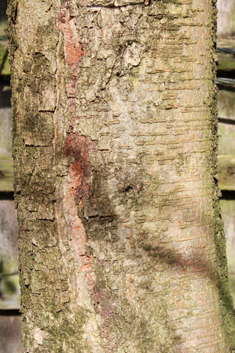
[7,0,235,352]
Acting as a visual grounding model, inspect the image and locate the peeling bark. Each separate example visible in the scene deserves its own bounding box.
[7,0,235,352]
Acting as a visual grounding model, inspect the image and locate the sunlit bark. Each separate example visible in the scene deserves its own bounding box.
[7,0,235,351]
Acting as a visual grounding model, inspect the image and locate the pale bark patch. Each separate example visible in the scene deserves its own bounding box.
[33,327,48,345]
[123,42,145,67]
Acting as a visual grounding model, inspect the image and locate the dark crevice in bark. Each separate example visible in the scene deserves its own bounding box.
[80,2,147,9]
[85,215,117,221]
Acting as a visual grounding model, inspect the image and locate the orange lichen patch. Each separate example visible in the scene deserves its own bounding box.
[64,132,97,201]
[57,7,85,68]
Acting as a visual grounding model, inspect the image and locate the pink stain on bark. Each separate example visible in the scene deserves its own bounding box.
[57,8,85,68]
[63,133,97,309]
[58,6,118,348]
[64,133,96,201]
[64,133,116,351]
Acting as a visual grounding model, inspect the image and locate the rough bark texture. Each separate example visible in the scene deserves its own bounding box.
[7,0,235,352]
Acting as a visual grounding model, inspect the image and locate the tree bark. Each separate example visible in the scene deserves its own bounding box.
[7,0,235,352]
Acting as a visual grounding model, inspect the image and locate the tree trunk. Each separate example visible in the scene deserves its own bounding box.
[7,0,235,351]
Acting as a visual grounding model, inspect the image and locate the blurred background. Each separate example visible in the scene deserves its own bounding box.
[1,1,235,352]
[0,1,22,353]
[217,0,235,304]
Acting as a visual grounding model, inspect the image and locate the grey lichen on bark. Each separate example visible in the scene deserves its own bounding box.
[7,0,235,352]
